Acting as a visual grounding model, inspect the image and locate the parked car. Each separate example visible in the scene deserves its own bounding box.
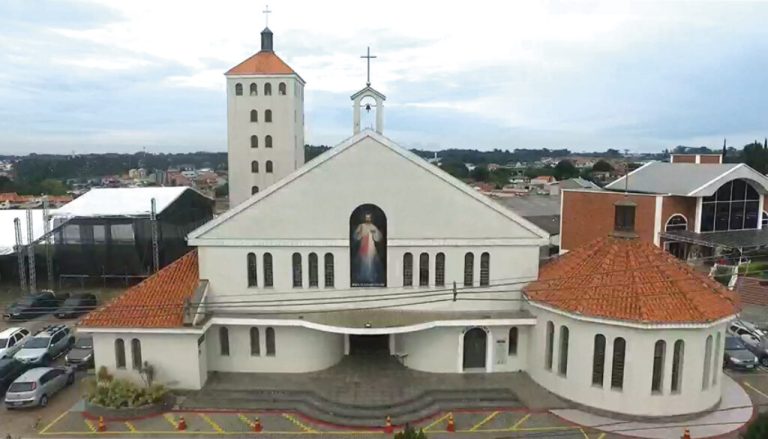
[728,319,765,348]
[65,336,94,369]
[0,358,30,393]
[0,327,31,359]
[14,325,74,366]
[4,367,75,408]
[3,292,59,320]
[724,336,759,370]
[55,294,98,319]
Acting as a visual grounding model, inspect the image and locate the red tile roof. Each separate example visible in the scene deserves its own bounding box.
[80,251,199,328]
[524,236,739,324]
[226,51,296,76]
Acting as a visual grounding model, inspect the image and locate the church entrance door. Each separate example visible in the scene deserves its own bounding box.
[349,334,390,355]
[462,328,487,371]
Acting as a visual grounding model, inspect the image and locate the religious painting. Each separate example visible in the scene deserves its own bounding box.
[349,204,387,287]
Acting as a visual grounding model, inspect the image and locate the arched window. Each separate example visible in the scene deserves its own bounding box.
[264,83,272,96]
[251,186,259,195]
[435,253,445,287]
[666,214,688,231]
[265,109,272,123]
[701,179,760,231]
[480,252,490,286]
[278,82,287,95]
[592,334,606,386]
[131,339,142,369]
[611,337,626,390]
[235,83,243,96]
[558,326,569,376]
[508,327,518,355]
[419,252,429,286]
[464,253,474,286]
[292,253,302,287]
[250,135,258,148]
[247,252,257,287]
[651,340,666,393]
[665,215,688,259]
[308,253,319,287]
[266,327,276,356]
[703,335,713,390]
[266,161,273,173]
[265,135,273,148]
[545,321,554,370]
[324,253,334,288]
[219,327,229,356]
[263,253,273,287]
[251,161,259,173]
[249,83,257,96]
[713,332,721,385]
[250,110,258,122]
[671,340,684,393]
[250,327,260,356]
[403,253,413,287]
[115,338,126,369]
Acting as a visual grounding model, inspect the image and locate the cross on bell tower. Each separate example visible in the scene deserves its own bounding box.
[360,46,377,87]
[351,46,386,135]
[262,4,272,27]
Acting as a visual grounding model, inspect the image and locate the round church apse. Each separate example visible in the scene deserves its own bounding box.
[349,204,387,287]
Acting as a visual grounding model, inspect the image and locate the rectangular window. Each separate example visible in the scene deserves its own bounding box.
[110,223,135,242]
[614,205,635,232]
[419,253,429,287]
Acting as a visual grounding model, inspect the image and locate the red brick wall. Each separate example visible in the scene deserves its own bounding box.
[561,191,658,251]
[661,196,697,231]
[670,155,696,163]
[700,155,722,164]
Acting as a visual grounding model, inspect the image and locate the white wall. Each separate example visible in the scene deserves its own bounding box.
[526,306,726,417]
[205,324,344,373]
[92,332,206,390]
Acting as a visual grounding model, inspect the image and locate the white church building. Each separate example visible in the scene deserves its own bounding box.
[80,24,739,419]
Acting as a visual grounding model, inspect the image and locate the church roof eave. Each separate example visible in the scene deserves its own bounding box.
[351,85,386,100]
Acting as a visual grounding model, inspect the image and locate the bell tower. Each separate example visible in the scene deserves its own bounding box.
[351,47,385,134]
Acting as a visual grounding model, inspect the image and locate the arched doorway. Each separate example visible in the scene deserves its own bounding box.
[664,214,688,259]
[463,328,487,370]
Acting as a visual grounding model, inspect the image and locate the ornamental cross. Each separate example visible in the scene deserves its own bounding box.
[263,5,272,27]
[360,46,377,87]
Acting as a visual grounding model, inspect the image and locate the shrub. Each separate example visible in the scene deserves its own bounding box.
[85,377,167,409]
[742,412,768,439]
[394,424,427,439]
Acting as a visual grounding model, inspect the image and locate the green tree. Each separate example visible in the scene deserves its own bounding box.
[215,183,229,197]
[592,160,614,173]
[490,168,513,188]
[38,179,68,195]
[742,141,768,174]
[525,167,554,179]
[742,412,768,439]
[553,160,579,180]
[438,160,469,179]
[469,166,491,182]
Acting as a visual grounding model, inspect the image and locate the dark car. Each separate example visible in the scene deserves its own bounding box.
[55,294,98,319]
[724,336,759,370]
[65,336,93,369]
[3,292,59,320]
[0,358,29,394]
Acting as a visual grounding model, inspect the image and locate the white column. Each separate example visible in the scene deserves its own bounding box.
[376,98,384,134]
[653,196,663,247]
[759,196,765,230]
[695,197,703,232]
[352,98,361,134]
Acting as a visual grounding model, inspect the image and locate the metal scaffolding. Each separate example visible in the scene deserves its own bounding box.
[14,218,27,292]
[26,209,36,293]
[43,197,54,290]
[150,198,159,273]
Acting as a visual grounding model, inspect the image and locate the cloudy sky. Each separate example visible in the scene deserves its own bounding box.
[1,0,767,154]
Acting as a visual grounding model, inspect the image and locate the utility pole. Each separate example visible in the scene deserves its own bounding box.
[150,198,159,273]
[42,197,54,290]
[26,209,36,293]
[14,218,26,292]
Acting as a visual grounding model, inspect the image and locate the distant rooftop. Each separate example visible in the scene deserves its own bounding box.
[53,187,204,218]
[495,194,560,217]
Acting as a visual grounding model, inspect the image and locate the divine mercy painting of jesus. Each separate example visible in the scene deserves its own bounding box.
[349,204,387,287]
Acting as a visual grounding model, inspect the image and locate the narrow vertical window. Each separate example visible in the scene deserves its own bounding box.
[266,327,276,356]
[403,253,413,286]
[651,340,666,393]
[703,336,713,390]
[263,253,273,287]
[249,83,257,96]
[558,326,569,376]
[131,339,142,369]
[278,82,287,95]
[713,332,721,385]
[250,327,260,356]
[251,186,259,195]
[266,161,273,173]
[480,252,490,286]
[292,253,302,287]
[545,321,554,370]
[508,327,518,355]
[419,253,429,286]
[308,253,319,287]
[592,334,606,386]
[219,327,229,356]
[435,252,445,287]
[464,252,474,286]
[324,253,334,287]
[265,135,273,148]
[247,252,257,287]
[250,110,258,122]
[235,83,243,96]
[115,339,126,369]
[611,338,626,390]
[250,135,258,148]
[264,83,272,95]
[251,161,259,173]
[265,109,272,122]
[671,340,684,393]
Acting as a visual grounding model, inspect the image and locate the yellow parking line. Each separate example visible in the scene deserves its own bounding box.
[163,413,178,429]
[469,410,499,431]
[238,413,253,427]
[580,427,589,439]
[282,413,319,433]
[744,381,768,400]
[84,419,97,433]
[596,433,606,439]
[518,426,579,431]
[39,410,70,434]
[199,413,225,433]
[125,422,137,432]
[422,412,452,432]
[510,413,531,430]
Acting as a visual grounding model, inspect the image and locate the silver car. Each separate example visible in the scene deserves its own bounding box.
[14,325,73,366]
[4,367,75,408]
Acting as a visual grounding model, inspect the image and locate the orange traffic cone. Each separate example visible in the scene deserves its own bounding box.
[681,428,691,439]
[97,416,106,432]
[384,416,393,434]
[177,416,187,431]
[446,413,455,432]
[252,417,263,432]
